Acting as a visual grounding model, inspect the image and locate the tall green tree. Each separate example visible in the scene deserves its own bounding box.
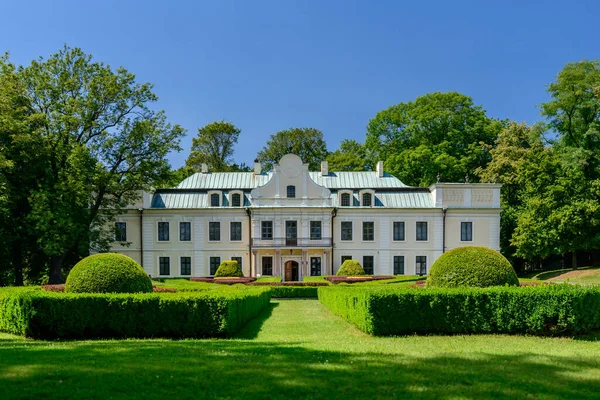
[5,46,185,283]
[326,139,371,171]
[185,121,242,172]
[366,92,503,186]
[257,127,328,171]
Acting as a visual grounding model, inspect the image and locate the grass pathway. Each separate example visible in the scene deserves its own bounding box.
[1,300,600,399]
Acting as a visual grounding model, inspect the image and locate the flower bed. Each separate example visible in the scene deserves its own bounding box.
[190,277,256,284]
[248,281,328,287]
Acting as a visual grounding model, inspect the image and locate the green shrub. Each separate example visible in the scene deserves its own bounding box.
[318,285,600,336]
[269,286,318,298]
[0,287,270,339]
[214,260,243,277]
[336,260,366,276]
[256,276,282,283]
[65,253,152,294]
[427,246,519,288]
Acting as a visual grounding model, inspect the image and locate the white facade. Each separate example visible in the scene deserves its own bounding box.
[109,154,501,280]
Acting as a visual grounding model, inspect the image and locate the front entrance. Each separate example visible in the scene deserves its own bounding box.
[284,260,299,281]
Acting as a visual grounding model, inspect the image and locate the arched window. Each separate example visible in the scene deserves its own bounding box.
[341,193,351,207]
[231,193,241,207]
[210,193,220,207]
[287,185,296,198]
[362,193,372,207]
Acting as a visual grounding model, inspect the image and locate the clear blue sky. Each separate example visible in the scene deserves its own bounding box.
[2,0,599,169]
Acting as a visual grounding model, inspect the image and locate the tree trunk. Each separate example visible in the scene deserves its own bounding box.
[572,251,578,270]
[48,254,65,284]
[11,241,24,286]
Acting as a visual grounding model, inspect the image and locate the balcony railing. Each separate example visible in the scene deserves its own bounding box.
[251,237,332,248]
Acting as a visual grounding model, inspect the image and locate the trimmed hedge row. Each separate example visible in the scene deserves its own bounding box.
[0,287,270,339]
[269,286,319,298]
[318,285,600,336]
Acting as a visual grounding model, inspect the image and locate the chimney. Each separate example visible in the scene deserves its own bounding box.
[253,159,262,175]
[321,161,328,177]
[201,163,208,174]
[376,161,384,177]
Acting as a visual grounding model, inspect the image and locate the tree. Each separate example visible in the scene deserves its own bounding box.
[6,46,185,283]
[365,92,503,186]
[326,139,371,171]
[185,121,242,172]
[257,127,328,171]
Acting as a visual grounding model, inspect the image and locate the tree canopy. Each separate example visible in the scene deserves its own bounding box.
[326,139,371,172]
[256,127,328,171]
[185,121,247,172]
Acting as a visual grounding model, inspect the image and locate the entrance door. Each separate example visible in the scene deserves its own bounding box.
[284,260,299,281]
[285,221,297,246]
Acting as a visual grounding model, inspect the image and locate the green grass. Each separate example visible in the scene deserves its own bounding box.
[256,276,282,282]
[1,299,599,399]
[302,276,328,282]
[530,267,600,285]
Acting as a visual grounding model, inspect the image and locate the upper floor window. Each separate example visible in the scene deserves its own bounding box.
[158,222,169,241]
[287,185,296,198]
[210,193,220,207]
[209,222,220,241]
[461,222,473,241]
[341,221,353,241]
[416,221,428,241]
[230,221,242,241]
[363,221,374,241]
[115,222,127,242]
[231,193,241,207]
[261,221,273,240]
[362,192,372,207]
[341,193,351,207]
[393,222,405,241]
[310,221,322,240]
[179,222,191,241]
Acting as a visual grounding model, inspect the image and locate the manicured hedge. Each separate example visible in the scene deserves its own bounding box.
[318,285,600,336]
[0,287,270,339]
[336,260,366,276]
[269,286,319,298]
[214,260,243,277]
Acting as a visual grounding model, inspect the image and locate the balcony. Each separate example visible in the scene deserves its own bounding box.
[251,237,333,248]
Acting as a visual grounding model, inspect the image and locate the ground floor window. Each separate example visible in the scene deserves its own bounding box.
[180,257,191,275]
[341,255,352,264]
[209,257,220,275]
[310,257,321,276]
[262,257,273,275]
[416,256,427,276]
[231,257,242,270]
[393,256,405,275]
[115,222,127,242]
[461,221,473,241]
[159,257,170,275]
[363,256,374,275]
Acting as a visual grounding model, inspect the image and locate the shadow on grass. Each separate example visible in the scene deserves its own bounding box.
[0,339,599,399]
[234,302,279,339]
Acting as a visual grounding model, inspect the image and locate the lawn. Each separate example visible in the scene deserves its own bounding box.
[1,299,599,399]
[532,267,600,285]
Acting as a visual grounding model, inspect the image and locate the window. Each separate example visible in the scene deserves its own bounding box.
[231,193,241,207]
[362,193,372,207]
[230,222,242,241]
[231,257,242,270]
[159,257,170,275]
[209,222,220,241]
[393,222,405,241]
[261,221,273,240]
[393,256,405,275]
[363,256,374,275]
[180,257,191,275]
[363,221,374,241]
[310,257,321,276]
[461,222,473,241]
[341,221,353,241]
[262,257,273,275]
[115,222,127,242]
[416,221,428,241]
[341,193,351,207]
[341,255,352,264]
[210,193,220,207]
[310,221,322,240]
[287,185,296,198]
[158,222,169,241]
[209,257,221,275]
[416,256,427,275]
[179,222,191,241]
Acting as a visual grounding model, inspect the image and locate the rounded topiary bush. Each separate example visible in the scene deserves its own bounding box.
[214,260,243,277]
[65,253,152,294]
[336,260,366,276]
[426,246,519,288]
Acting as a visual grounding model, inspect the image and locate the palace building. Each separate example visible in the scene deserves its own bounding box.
[108,154,501,281]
